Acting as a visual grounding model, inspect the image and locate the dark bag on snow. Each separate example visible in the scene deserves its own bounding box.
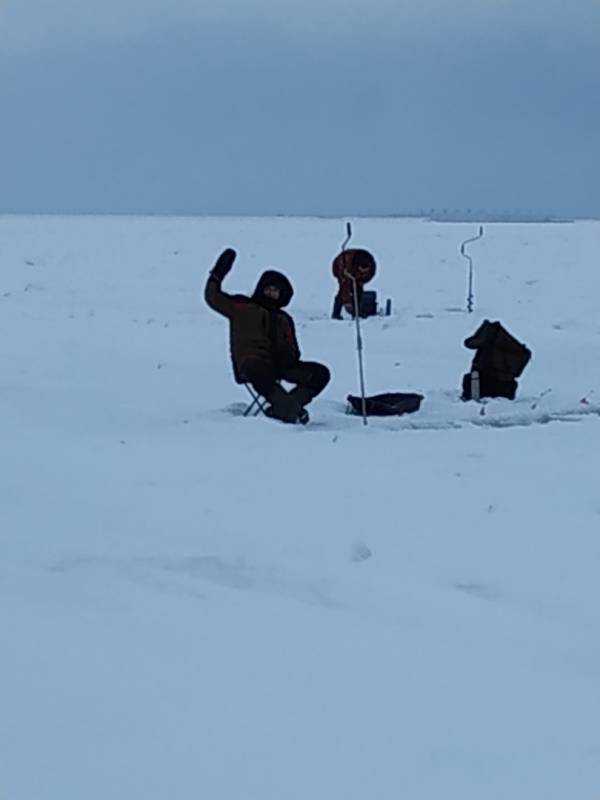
[359,290,378,317]
[347,392,423,416]
[461,320,531,401]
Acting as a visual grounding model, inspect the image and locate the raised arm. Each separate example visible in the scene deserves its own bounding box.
[204,248,237,318]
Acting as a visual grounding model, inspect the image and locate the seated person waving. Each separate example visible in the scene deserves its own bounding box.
[205,249,330,424]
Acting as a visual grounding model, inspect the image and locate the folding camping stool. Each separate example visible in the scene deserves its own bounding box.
[242,384,269,417]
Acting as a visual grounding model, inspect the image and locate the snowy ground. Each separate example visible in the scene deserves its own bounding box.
[1,215,599,799]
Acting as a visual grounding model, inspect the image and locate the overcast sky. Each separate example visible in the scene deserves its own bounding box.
[1,0,599,217]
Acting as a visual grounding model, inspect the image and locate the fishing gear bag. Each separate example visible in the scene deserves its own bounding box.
[347,392,424,416]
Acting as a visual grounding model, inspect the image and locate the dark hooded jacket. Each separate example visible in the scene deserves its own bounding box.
[464,320,531,381]
[205,269,300,381]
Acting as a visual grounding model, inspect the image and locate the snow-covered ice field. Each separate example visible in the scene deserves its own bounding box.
[1,215,599,799]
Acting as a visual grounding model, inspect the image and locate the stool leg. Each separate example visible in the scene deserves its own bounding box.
[243,385,268,417]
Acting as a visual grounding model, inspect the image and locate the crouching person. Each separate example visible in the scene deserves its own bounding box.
[461,319,532,401]
[332,248,376,319]
[205,249,330,424]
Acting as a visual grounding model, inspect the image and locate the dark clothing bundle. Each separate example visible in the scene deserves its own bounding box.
[332,248,377,319]
[205,249,330,423]
[461,320,531,401]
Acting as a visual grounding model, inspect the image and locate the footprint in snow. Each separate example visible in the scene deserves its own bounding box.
[352,542,372,562]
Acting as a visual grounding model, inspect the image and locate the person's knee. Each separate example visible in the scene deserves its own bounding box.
[311,363,330,392]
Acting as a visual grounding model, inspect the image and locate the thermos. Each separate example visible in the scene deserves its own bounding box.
[471,370,480,401]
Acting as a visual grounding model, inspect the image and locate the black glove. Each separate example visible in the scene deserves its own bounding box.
[210,248,236,282]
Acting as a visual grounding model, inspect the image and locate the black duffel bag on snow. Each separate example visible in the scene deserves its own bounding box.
[347,392,424,416]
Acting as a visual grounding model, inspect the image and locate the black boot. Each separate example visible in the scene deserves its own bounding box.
[266,385,309,425]
[288,386,313,411]
[290,386,314,425]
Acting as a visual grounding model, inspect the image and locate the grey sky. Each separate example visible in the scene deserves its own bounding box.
[1,0,599,217]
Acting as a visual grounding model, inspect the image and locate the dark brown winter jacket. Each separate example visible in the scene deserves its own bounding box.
[205,270,300,382]
[332,249,376,307]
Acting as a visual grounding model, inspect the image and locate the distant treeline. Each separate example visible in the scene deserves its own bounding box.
[424,211,576,223]
[272,211,588,222]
